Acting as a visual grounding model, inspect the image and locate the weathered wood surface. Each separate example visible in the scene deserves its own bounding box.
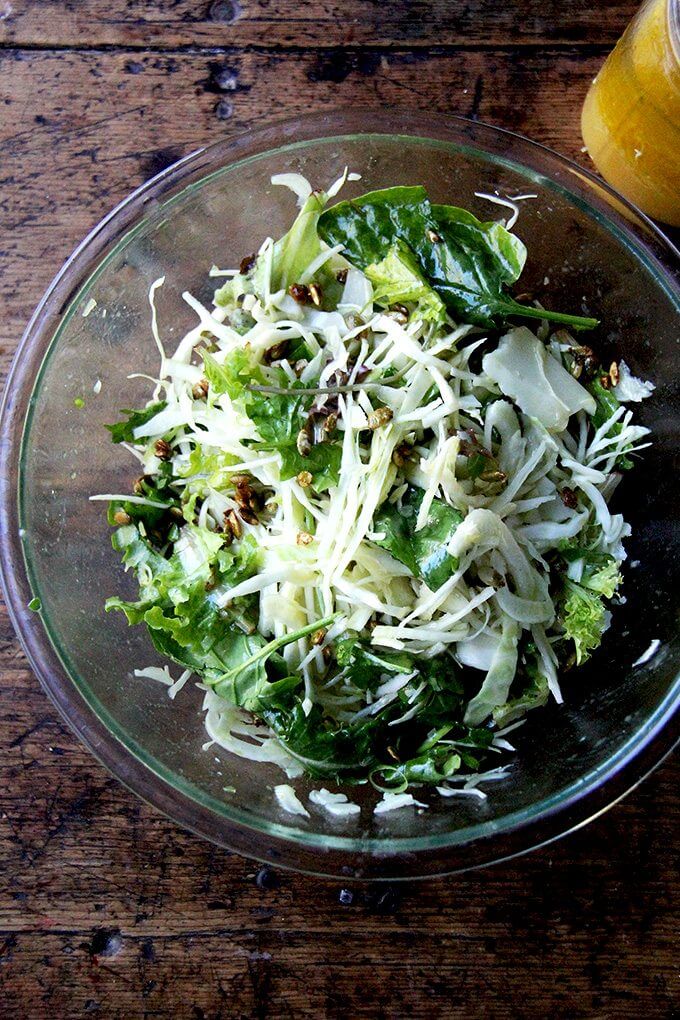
[1,45,606,377]
[0,1,637,49]
[1,1,678,1017]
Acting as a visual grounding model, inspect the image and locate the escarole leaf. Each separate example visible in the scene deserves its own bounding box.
[559,557,622,664]
[106,402,167,444]
[492,656,550,727]
[258,190,327,294]
[204,349,342,491]
[365,239,446,322]
[318,186,598,330]
[373,486,463,591]
[106,522,264,677]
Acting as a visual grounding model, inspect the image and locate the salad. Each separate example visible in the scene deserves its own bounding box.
[100,170,653,813]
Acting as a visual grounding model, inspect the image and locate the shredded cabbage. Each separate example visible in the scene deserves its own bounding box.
[101,168,652,809]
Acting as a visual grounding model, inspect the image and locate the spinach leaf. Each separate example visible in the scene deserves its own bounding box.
[106,401,167,444]
[373,487,463,591]
[371,746,462,792]
[209,613,337,710]
[335,632,415,691]
[318,186,598,331]
[262,700,383,779]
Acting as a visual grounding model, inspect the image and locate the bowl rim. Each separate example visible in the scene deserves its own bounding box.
[1,107,678,879]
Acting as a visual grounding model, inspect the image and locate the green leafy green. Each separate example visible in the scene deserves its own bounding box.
[373,487,463,591]
[266,190,326,292]
[204,349,342,491]
[318,186,598,330]
[106,523,263,678]
[209,613,338,710]
[335,632,415,691]
[559,556,621,665]
[106,402,167,444]
[560,580,608,665]
[263,700,384,779]
[371,747,462,792]
[493,660,549,727]
[365,239,446,322]
[202,349,264,399]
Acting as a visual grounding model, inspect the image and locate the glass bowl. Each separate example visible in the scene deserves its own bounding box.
[1,110,678,880]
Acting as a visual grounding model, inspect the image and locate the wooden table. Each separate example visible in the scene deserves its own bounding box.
[1,3,677,1016]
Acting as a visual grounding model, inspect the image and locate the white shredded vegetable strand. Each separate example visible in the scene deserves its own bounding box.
[101,166,652,815]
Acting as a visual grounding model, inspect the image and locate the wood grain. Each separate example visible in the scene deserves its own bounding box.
[1,1,677,1016]
[0,1,638,50]
[1,589,678,1017]
[1,45,603,375]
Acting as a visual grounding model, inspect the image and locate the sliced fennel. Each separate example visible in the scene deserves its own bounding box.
[103,169,652,804]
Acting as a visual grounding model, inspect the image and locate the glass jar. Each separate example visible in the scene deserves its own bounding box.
[581,0,680,225]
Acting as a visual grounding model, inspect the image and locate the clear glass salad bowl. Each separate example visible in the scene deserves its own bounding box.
[1,110,678,879]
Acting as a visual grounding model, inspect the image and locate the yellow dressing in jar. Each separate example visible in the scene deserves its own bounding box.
[581,0,680,225]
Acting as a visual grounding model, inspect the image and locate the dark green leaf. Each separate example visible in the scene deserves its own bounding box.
[373,487,463,591]
[318,186,598,331]
[105,401,167,444]
[335,632,415,691]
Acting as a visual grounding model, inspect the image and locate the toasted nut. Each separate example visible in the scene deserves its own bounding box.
[238,505,259,526]
[297,470,313,488]
[427,229,442,243]
[289,283,311,304]
[480,469,507,483]
[133,474,153,495]
[169,506,185,521]
[154,439,172,461]
[322,413,338,437]
[336,268,348,284]
[391,303,410,319]
[239,253,257,275]
[308,282,323,307]
[192,378,209,400]
[366,406,394,430]
[311,628,326,646]
[560,486,578,509]
[297,531,314,546]
[262,339,290,365]
[599,374,611,389]
[491,569,506,589]
[322,645,332,663]
[224,509,242,539]
[609,361,620,386]
[392,442,413,467]
[387,309,408,325]
[113,509,131,525]
[296,427,312,457]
